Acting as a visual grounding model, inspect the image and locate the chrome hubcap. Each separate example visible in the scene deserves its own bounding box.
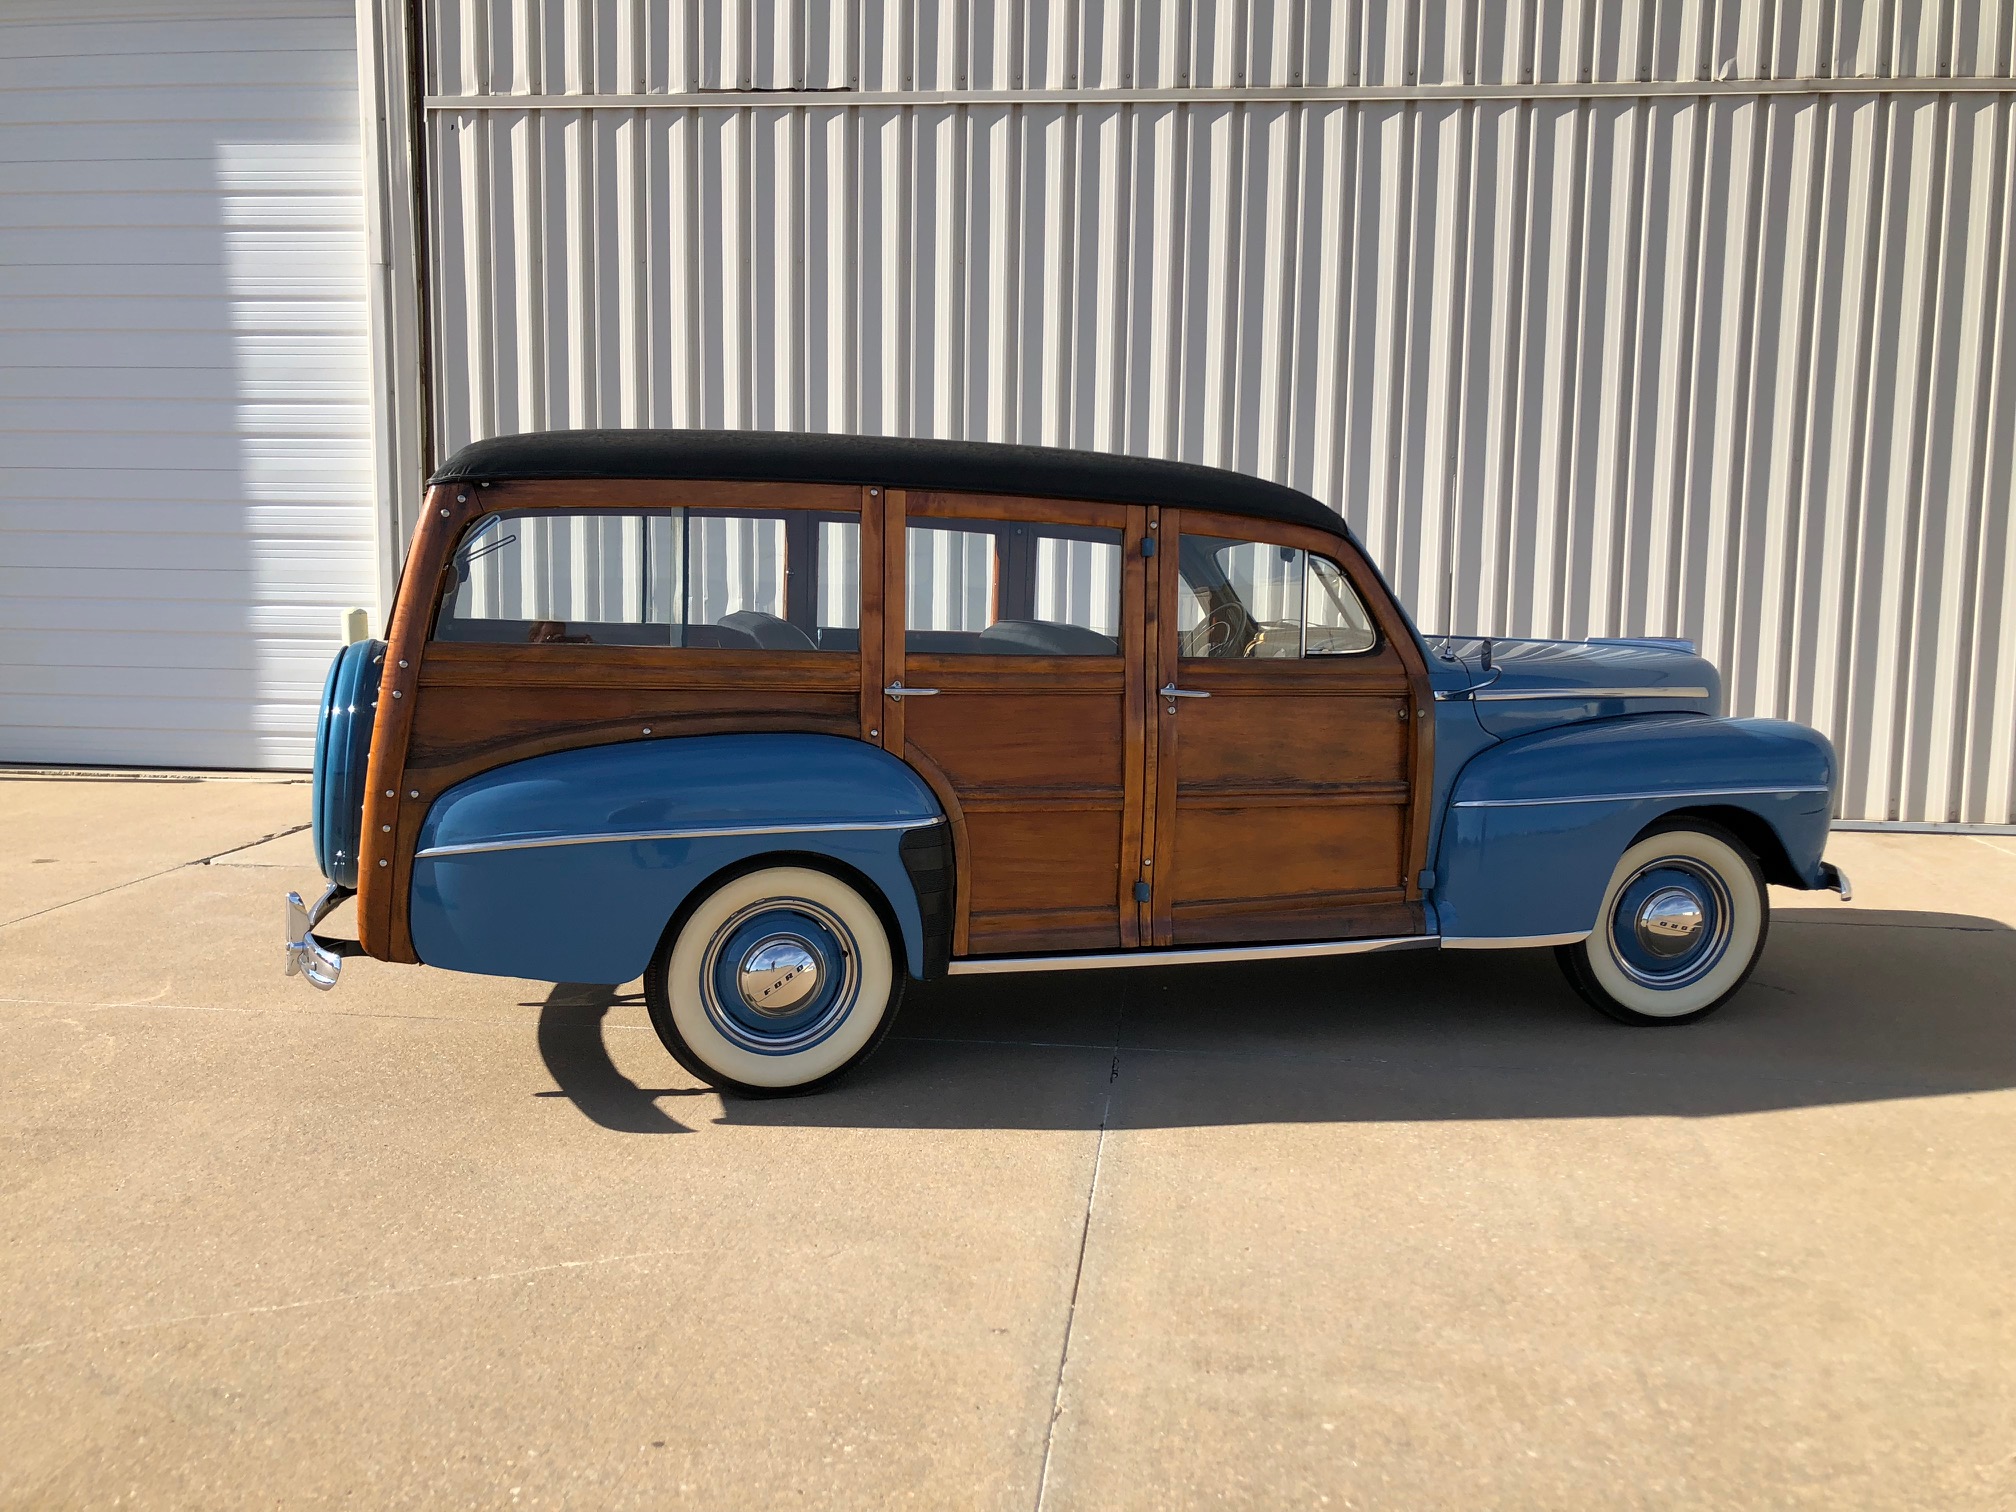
[1634,887,1706,957]
[1608,857,1734,989]
[697,897,860,1056]
[736,935,822,1015]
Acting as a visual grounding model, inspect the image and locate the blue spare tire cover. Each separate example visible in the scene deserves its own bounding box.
[311,639,385,889]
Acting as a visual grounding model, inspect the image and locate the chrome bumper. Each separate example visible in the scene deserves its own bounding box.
[284,883,358,990]
[1816,861,1853,901]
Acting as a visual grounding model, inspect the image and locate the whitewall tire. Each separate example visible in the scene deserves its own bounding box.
[644,866,903,1095]
[1556,821,1769,1026]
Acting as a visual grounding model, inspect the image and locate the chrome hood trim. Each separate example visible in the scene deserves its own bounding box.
[1426,635,1719,737]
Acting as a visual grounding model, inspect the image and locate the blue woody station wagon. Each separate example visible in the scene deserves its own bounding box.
[287,430,1851,1094]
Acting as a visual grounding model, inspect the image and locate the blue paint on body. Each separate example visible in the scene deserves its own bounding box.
[1429,635,1721,736]
[311,639,383,890]
[408,734,942,984]
[1431,712,1838,940]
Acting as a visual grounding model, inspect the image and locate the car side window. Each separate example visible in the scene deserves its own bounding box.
[433,508,860,650]
[1177,534,1376,659]
[905,519,1122,656]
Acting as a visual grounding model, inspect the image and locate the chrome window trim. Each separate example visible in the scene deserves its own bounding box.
[415,816,943,860]
[947,934,1439,975]
[1453,785,1829,809]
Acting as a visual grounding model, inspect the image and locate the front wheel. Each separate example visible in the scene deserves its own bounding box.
[1555,821,1769,1026]
[644,866,904,1096]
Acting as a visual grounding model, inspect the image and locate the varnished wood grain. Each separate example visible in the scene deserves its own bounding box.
[358,480,478,962]
[858,487,885,743]
[879,489,908,759]
[1169,896,1421,945]
[362,477,876,965]
[1144,508,1433,949]
[365,474,1432,971]
[419,642,856,691]
[886,496,1146,956]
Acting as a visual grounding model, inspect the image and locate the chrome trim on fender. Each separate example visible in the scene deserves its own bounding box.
[947,935,1440,975]
[1452,785,1829,809]
[414,815,944,860]
[1470,685,1712,702]
[1441,932,1591,949]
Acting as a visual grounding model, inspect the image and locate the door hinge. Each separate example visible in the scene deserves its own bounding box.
[1141,536,1157,558]
[1417,868,1437,891]
[1133,880,1152,903]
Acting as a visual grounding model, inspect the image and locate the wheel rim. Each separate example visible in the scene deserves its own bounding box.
[698,897,860,1055]
[1606,856,1733,990]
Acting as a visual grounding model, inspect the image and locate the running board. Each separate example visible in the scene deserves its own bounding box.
[945,935,1441,976]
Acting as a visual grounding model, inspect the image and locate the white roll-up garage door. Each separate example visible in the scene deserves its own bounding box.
[0,0,376,769]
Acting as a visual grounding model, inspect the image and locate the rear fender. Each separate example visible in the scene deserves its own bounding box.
[407,733,946,984]
[1433,714,1837,943]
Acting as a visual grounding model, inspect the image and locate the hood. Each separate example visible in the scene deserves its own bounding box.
[1426,635,1721,739]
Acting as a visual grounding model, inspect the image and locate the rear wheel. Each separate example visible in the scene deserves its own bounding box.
[1556,821,1769,1026]
[644,866,903,1096]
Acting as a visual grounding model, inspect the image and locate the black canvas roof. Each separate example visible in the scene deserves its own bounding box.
[429,429,1352,543]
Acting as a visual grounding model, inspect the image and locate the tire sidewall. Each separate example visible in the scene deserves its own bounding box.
[648,866,899,1094]
[1581,824,1767,1022]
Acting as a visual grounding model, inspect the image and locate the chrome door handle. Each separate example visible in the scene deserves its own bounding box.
[884,682,939,698]
[1160,684,1210,699]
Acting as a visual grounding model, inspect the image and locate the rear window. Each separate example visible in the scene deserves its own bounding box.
[904,518,1123,656]
[433,508,859,651]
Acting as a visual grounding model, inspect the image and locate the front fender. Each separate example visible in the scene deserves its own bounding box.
[1433,714,1837,942]
[409,734,946,984]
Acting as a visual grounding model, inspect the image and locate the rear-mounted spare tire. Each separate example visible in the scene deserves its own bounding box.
[311,639,385,889]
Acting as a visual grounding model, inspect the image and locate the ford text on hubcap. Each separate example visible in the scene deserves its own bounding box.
[1609,859,1731,988]
[700,900,859,1055]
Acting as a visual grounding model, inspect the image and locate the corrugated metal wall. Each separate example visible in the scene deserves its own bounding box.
[417,0,2016,824]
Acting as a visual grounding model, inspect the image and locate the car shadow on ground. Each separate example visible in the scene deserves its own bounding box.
[531,910,2015,1134]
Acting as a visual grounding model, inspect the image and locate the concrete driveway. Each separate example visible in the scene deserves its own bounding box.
[2,771,2012,1510]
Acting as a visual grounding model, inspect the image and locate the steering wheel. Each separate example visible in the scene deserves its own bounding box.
[1182,601,1258,659]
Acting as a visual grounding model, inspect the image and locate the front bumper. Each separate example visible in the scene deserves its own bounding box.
[284,883,364,989]
[1815,861,1853,901]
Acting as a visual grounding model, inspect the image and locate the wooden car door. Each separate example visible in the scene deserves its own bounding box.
[1143,509,1434,948]
[870,490,1152,956]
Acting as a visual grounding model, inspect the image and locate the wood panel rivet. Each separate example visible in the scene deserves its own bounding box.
[384,790,393,798]
[391,689,402,698]
[398,659,408,668]
[381,824,392,833]
[642,726,653,735]
[439,508,449,517]
[456,494,468,503]
[408,790,418,799]
[378,859,388,867]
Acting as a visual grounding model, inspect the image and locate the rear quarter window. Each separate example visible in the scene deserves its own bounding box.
[433,507,860,651]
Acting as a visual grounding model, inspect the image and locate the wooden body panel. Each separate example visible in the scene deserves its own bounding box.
[883,492,1146,956]
[361,478,1433,968]
[898,669,1130,953]
[1147,509,1433,947]
[359,479,872,963]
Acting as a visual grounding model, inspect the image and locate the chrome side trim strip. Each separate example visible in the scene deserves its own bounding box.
[947,935,1440,975]
[1470,685,1712,701]
[1453,785,1829,809]
[1441,932,1591,949]
[415,816,943,860]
